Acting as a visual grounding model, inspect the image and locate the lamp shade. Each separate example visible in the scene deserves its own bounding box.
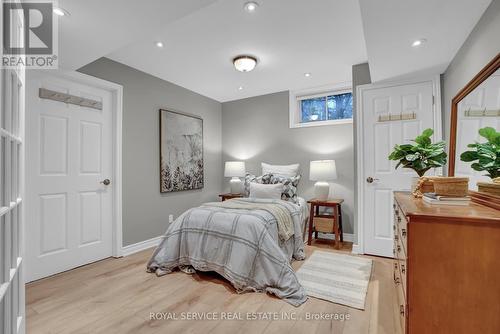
[224,161,246,178]
[310,160,337,181]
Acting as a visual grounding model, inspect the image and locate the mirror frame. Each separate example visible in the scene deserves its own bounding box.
[448,53,500,176]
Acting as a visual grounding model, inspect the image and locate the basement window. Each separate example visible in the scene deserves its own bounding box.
[290,88,353,128]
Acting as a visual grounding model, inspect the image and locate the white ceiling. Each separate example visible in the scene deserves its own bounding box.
[57,0,493,102]
[57,0,218,70]
[107,0,367,102]
[359,0,492,82]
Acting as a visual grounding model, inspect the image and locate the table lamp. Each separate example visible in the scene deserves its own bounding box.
[224,161,246,194]
[310,160,337,200]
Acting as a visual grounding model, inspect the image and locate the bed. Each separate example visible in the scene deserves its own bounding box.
[147,196,309,306]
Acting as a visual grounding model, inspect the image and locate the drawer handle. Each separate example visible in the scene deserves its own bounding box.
[394,276,400,284]
[393,224,396,231]
[393,203,396,209]
[397,216,402,223]
[400,305,405,316]
[394,263,398,270]
[394,234,399,241]
[397,245,401,253]
[393,248,396,255]
[402,229,407,237]
[401,264,406,274]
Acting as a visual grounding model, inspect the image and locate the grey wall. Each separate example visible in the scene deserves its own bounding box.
[352,63,371,244]
[79,58,222,246]
[221,91,355,234]
[442,0,500,164]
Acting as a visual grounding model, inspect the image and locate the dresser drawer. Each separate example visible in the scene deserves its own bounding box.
[396,279,407,333]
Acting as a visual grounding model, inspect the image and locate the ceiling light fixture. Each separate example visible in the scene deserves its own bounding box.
[244,1,259,13]
[155,41,164,48]
[233,55,257,72]
[412,39,427,47]
[238,86,243,91]
[304,72,311,77]
[53,7,69,16]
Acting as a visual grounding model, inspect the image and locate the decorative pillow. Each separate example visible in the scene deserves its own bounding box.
[261,162,300,178]
[269,174,301,203]
[244,173,272,197]
[249,183,283,199]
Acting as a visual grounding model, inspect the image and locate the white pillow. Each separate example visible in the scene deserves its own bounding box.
[261,162,300,178]
[249,182,283,199]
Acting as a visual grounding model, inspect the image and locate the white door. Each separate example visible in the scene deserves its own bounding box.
[1,3,26,333]
[455,69,500,187]
[359,79,438,257]
[26,73,113,282]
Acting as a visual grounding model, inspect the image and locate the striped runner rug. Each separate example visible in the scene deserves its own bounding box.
[296,251,373,310]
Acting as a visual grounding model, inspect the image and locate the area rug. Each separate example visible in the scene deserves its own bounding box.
[295,251,373,310]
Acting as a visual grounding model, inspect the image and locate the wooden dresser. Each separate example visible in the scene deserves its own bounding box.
[393,191,500,334]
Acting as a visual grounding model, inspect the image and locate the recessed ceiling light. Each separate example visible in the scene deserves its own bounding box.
[155,41,164,48]
[53,7,69,16]
[244,1,259,13]
[304,72,311,77]
[238,86,243,91]
[412,39,427,47]
[233,55,257,72]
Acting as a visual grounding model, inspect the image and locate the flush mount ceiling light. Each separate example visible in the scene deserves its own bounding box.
[412,38,427,47]
[304,72,311,77]
[244,1,259,13]
[155,41,164,48]
[238,86,244,91]
[233,55,257,72]
[53,7,70,16]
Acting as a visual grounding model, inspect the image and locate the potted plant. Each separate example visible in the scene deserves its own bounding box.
[460,127,500,195]
[388,128,447,193]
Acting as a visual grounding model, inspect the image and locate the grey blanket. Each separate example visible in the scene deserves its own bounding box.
[147,198,307,306]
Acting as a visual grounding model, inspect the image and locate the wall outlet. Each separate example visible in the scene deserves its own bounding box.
[168,214,174,223]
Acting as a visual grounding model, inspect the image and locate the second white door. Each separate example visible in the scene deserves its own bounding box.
[26,72,114,282]
[359,79,438,257]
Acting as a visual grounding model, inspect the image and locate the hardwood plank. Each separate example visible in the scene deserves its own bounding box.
[27,244,398,334]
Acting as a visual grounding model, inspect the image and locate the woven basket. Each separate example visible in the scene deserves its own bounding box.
[432,177,469,197]
[314,217,334,233]
[412,177,437,197]
[477,182,500,196]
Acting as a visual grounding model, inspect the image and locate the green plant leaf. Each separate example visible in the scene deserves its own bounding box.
[460,151,479,162]
[478,127,497,142]
[421,128,434,138]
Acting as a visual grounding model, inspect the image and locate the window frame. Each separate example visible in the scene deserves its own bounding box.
[289,85,353,128]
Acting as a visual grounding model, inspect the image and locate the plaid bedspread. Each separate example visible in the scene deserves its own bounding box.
[146,198,307,306]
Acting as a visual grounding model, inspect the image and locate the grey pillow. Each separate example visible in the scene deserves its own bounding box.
[244,173,272,197]
[269,174,301,203]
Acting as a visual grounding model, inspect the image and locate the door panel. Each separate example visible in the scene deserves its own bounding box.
[26,74,113,282]
[361,80,436,257]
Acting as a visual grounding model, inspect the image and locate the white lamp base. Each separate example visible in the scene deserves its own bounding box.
[229,177,242,194]
[314,181,330,200]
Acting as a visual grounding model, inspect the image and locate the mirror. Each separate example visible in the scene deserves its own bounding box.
[449,53,500,193]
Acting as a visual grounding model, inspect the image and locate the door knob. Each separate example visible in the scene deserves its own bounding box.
[366,177,379,183]
[100,179,111,186]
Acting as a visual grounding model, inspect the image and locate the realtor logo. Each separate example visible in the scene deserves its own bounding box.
[2,1,59,69]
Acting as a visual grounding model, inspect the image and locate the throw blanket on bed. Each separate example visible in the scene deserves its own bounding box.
[147,198,307,306]
[204,199,294,242]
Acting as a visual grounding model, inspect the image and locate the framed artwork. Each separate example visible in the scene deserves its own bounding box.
[159,109,204,192]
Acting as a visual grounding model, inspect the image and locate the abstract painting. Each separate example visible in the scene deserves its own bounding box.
[160,109,203,192]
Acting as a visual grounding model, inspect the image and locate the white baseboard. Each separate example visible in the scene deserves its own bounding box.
[122,236,162,256]
[315,232,356,243]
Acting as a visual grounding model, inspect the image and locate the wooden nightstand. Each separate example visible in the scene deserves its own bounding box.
[306,199,344,249]
[218,193,243,201]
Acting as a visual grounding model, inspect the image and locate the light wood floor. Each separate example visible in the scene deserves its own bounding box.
[27,240,401,334]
